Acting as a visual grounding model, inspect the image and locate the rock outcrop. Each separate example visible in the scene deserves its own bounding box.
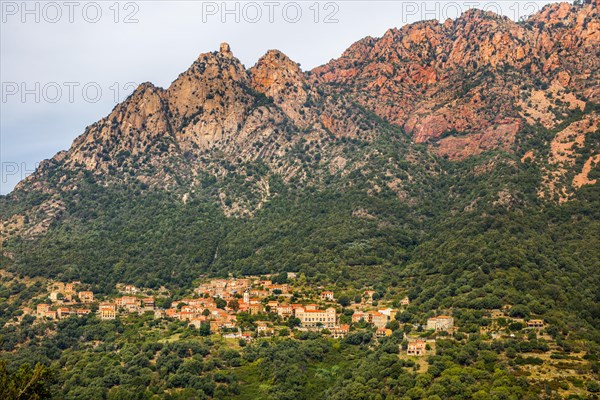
[4,2,599,236]
[313,2,599,159]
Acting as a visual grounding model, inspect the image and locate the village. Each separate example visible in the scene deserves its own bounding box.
[8,273,551,358]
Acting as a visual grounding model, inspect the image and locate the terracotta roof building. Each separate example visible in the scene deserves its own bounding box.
[295,307,336,329]
[407,340,426,356]
[320,291,335,301]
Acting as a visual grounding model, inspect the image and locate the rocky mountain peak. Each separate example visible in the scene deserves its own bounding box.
[2,3,598,245]
[313,2,598,159]
[220,42,232,55]
[250,49,307,107]
[7,3,598,200]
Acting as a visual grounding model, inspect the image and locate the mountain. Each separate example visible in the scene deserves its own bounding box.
[314,2,599,159]
[1,39,435,235]
[0,2,598,328]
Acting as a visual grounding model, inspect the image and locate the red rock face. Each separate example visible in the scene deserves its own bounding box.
[16,2,600,195]
[312,3,599,159]
[17,39,386,197]
[5,4,598,237]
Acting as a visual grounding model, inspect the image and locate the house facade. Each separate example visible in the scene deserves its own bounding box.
[78,291,94,303]
[99,303,117,320]
[407,340,426,356]
[427,315,454,332]
[320,291,335,301]
[295,307,336,328]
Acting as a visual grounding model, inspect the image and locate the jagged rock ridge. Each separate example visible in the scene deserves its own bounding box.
[2,2,599,240]
[312,2,599,159]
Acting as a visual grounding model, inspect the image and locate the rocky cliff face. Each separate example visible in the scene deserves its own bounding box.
[20,42,385,190]
[312,2,599,159]
[6,39,407,231]
[3,2,599,240]
[21,2,599,185]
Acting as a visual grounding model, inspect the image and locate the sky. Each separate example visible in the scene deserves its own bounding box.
[0,0,557,194]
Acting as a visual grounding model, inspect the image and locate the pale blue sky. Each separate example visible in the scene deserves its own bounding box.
[0,0,556,194]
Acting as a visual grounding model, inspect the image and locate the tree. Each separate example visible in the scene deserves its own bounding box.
[387,320,400,331]
[338,295,351,307]
[0,361,53,400]
[279,328,290,336]
[287,317,301,328]
[509,305,530,318]
[396,311,412,323]
[156,297,172,309]
[272,272,288,284]
[228,299,240,311]
[509,322,524,331]
[345,332,371,345]
[215,298,227,309]
[199,323,211,336]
